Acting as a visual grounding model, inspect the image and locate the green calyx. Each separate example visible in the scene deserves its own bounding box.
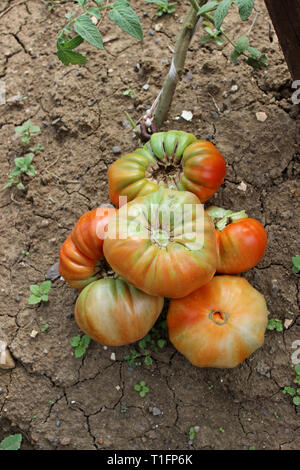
[206,206,248,231]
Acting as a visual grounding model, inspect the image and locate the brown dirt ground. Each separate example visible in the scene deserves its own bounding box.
[0,0,299,450]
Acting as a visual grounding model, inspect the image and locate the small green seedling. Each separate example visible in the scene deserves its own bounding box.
[292,255,300,274]
[28,281,52,305]
[134,380,149,397]
[189,426,195,441]
[267,318,283,332]
[123,89,135,98]
[15,120,41,143]
[249,446,256,450]
[219,427,225,433]
[282,365,300,406]
[70,334,91,358]
[145,0,176,16]
[21,250,30,256]
[3,153,35,191]
[41,323,49,333]
[0,434,22,450]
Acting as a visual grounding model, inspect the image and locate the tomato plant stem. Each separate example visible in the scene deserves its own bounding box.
[153,4,205,128]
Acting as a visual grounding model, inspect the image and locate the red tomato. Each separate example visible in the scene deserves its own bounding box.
[108,131,226,207]
[167,275,268,368]
[206,206,267,274]
[59,207,116,289]
[75,278,164,346]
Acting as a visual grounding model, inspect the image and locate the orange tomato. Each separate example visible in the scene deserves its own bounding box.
[59,207,116,289]
[103,188,217,298]
[74,278,164,346]
[206,206,267,274]
[167,275,268,368]
[108,131,226,207]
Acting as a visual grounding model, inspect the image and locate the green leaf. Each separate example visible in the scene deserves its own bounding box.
[70,336,81,347]
[157,339,166,349]
[293,396,300,406]
[282,386,296,396]
[57,48,87,66]
[30,285,40,295]
[235,35,249,53]
[74,15,103,50]
[292,255,300,273]
[39,281,52,294]
[80,335,91,349]
[0,434,22,450]
[40,294,49,302]
[235,0,254,21]
[74,346,86,358]
[28,294,41,305]
[134,384,141,391]
[189,426,195,440]
[197,1,219,16]
[295,365,300,375]
[144,355,153,365]
[87,8,101,19]
[41,323,49,333]
[214,0,233,30]
[60,35,84,50]
[109,1,143,41]
[230,48,241,63]
[267,318,283,332]
[17,182,25,190]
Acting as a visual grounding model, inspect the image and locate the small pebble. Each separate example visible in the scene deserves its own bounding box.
[237,181,247,192]
[194,426,200,433]
[15,296,20,303]
[112,146,121,155]
[103,346,108,350]
[149,29,155,36]
[256,112,268,122]
[30,330,38,338]
[143,84,149,91]
[230,85,239,93]
[56,420,61,427]
[152,407,162,416]
[110,352,116,361]
[0,387,3,395]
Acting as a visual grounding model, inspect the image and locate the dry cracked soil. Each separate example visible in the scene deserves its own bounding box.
[0,0,299,450]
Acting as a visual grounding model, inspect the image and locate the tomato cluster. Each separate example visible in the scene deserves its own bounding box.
[59,130,268,368]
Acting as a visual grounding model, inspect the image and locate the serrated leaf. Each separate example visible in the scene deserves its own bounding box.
[74,15,103,50]
[214,0,233,30]
[60,35,84,50]
[87,8,101,19]
[235,0,254,21]
[80,335,91,349]
[57,48,87,66]
[30,285,40,295]
[74,346,85,358]
[235,35,249,53]
[28,294,41,305]
[39,280,52,294]
[109,2,143,41]
[246,53,267,69]
[70,336,81,347]
[197,1,219,16]
[247,46,262,59]
[0,433,22,450]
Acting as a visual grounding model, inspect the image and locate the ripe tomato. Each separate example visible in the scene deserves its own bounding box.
[59,207,116,289]
[75,278,164,346]
[206,206,267,274]
[108,130,226,207]
[103,188,217,298]
[167,275,268,368]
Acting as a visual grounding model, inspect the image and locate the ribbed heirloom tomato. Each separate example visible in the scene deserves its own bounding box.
[103,188,218,298]
[108,130,226,207]
[75,278,164,346]
[206,206,267,274]
[167,275,268,368]
[59,207,116,289]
